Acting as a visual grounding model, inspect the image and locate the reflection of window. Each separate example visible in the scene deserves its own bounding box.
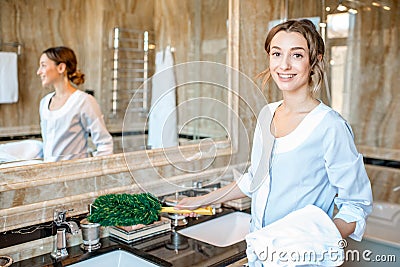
[327,13,350,38]
[268,17,320,31]
[327,12,354,118]
[330,46,348,114]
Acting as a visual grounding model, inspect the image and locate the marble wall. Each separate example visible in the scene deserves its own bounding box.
[154,0,231,137]
[344,1,400,152]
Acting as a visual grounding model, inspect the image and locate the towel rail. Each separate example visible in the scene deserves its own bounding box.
[0,41,23,56]
[109,27,155,117]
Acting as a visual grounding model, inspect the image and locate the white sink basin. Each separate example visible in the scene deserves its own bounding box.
[178,211,251,247]
[67,250,162,267]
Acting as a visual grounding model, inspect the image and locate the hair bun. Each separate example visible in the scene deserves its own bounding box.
[69,70,85,86]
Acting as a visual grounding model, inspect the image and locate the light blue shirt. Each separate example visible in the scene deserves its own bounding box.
[237,101,372,241]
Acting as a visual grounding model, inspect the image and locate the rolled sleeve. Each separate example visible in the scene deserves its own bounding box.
[324,119,373,241]
[334,198,371,241]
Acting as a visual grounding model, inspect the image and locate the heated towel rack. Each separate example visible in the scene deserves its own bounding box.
[109,28,155,118]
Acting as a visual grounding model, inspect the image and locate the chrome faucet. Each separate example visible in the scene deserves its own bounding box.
[193,181,203,189]
[50,209,79,260]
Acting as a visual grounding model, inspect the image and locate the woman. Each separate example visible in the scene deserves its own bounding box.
[176,19,372,263]
[37,46,113,162]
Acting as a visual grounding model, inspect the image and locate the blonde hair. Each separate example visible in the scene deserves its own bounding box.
[258,19,325,96]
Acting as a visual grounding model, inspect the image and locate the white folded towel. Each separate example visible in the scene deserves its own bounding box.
[147,46,178,149]
[0,52,19,103]
[246,205,344,266]
[0,140,43,163]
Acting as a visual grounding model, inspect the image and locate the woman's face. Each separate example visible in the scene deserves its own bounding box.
[37,54,63,87]
[269,31,311,94]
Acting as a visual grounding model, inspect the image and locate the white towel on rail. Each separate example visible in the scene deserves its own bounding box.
[147,46,178,149]
[0,52,19,103]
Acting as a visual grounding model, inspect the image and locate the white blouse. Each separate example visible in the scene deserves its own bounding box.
[39,90,113,162]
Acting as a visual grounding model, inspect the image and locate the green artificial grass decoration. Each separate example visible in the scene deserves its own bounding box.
[87,193,162,226]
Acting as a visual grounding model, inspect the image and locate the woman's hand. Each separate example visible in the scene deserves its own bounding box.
[333,218,356,238]
[174,195,207,217]
[174,181,245,217]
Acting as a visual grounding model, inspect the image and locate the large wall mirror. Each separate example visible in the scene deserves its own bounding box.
[0,0,240,169]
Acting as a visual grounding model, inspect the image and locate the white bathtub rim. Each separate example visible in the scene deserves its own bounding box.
[370,201,400,222]
[362,201,400,249]
[362,233,400,249]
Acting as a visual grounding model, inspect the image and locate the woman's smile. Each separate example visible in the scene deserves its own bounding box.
[277,73,296,79]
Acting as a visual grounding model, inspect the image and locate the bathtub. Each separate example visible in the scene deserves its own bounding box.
[342,201,400,266]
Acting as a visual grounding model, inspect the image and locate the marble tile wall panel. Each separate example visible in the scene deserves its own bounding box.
[154,0,231,138]
[1,0,87,128]
[235,0,281,155]
[344,1,400,153]
[367,165,400,204]
[0,173,133,209]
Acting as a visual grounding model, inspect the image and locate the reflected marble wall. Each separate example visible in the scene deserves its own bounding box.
[367,165,400,204]
[154,0,230,138]
[1,0,232,143]
[343,0,400,151]
[0,0,154,131]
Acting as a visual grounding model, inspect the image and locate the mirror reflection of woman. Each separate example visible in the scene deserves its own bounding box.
[37,46,113,162]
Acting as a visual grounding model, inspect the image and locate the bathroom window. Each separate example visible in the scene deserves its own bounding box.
[326,13,353,119]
